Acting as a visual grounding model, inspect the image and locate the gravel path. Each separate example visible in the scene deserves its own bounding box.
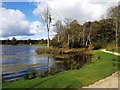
[83,49,119,88]
[100,49,120,56]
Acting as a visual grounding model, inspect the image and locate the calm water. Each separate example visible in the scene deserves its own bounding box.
[1,45,91,82]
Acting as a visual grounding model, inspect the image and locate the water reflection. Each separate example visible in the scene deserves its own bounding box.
[1,45,92,82]
[54,53,92,71]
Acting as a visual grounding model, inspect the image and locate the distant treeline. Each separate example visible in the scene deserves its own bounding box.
[0,37,47,45]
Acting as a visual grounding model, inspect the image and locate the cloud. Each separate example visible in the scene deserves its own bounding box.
[30,20,45,34]
[0,8,31,37]
[33,0,119,24]
[0,7,45,38]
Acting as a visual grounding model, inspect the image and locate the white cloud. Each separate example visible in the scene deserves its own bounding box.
[0,8,45,39]
[0,8,31,37]
[33,0,119,24]
[30,20,45,34]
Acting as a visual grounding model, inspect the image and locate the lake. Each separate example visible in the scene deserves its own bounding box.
[1,45,91,82]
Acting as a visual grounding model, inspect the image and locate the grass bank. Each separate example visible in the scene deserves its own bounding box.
[30,44,47,46]
[2,50,119,89]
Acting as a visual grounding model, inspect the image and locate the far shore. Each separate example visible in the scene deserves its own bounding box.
[0,44,47,46]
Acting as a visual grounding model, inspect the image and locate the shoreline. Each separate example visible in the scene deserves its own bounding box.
[2,50,119,88]
[0,44,47,46]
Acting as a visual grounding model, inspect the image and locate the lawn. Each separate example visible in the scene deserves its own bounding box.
[2,50,119,89]
[30,44,47,46]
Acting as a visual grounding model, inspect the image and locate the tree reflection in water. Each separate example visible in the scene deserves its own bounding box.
[54,53,92,72]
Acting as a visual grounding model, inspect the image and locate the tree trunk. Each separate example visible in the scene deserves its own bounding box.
[68,34,70,48]
[58,34,60,43]
[83,26,85,46]
[47,14,50,48]
[47,30,50,48]
[85,40,88,46]
[115,19,118,49]
[85,25,92,46]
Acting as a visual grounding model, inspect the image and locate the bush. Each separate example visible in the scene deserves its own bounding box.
[29,75,33,79]
[50,67,57,75]
[36,48,84,54]
[93,43,102,50]
[70,64,74,70]
[106,43,116,51]
[30,69,37,79]
[88,44,94,50]
[44,70,49,77]
[36,48,51,54]
[24,73,29,80]
[41,74,45,78]
[76,64,81,70]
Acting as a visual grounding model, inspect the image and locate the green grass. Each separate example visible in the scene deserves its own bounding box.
[2,50,119,89]
[31,44,47,46]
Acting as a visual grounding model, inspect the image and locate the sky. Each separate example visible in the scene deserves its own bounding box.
[0,0,119,40]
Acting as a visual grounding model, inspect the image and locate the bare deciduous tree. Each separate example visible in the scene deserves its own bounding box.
[85,25,92,46]
[40,6,52,48]
[55,20,63,44]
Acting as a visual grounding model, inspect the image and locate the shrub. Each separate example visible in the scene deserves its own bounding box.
[76,64,81,70]
[105,42,116,51]
[93,43,102,50]
[36,48,51,54]
[29,75,33,79]
[36,48,84,54]
[24,73,29,80]
[44,70,49,77]
[70,64,74,70]
[41,74,45,78]
[30,69,37,79]
[50,67,57,75]
[36,73,41,77]
[88,44,94,50]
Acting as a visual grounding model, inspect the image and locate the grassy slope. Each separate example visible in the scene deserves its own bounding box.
[2,50,119,89]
